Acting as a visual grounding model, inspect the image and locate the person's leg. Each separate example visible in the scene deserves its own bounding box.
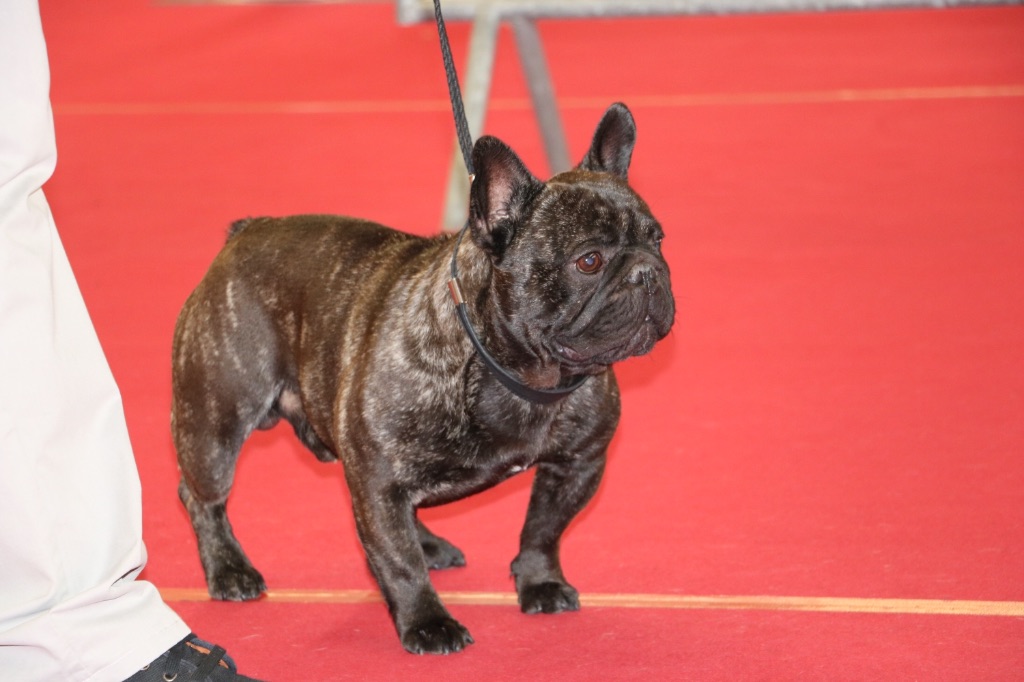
[0,2,192,680]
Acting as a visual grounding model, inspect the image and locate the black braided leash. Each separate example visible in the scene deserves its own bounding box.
[431,0,475,177]
[432,0,587,404]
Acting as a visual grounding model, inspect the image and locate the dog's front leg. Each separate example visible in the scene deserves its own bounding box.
[350,485,473,654]
[511,454,606,614]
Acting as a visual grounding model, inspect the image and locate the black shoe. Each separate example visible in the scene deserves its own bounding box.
[125,633,264,681]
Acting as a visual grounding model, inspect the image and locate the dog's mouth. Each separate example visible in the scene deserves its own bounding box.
[552,314,664,370]
[552,340,588,364]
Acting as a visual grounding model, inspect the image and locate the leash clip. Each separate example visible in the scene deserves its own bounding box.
[447,277,465,306]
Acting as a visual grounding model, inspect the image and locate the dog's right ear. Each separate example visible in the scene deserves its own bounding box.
[579,102,636,179]
[468,136,542,260]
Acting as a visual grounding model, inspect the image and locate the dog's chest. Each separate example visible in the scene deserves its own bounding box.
[408,402,569,507]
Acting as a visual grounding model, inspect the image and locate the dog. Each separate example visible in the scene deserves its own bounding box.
[171,102,674,654]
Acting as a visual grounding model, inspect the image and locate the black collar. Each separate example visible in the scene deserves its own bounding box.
[447,226,588,404]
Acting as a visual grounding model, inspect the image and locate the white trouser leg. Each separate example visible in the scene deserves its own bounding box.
[0,2,190,680]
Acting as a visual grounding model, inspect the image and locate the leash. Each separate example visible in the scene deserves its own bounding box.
[431,0,475,179]
[432,0,587,404]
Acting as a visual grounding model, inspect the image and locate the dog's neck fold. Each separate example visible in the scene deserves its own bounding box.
[447,226,587,404]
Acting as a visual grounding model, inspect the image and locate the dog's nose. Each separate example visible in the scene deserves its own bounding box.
[627,262,655,287]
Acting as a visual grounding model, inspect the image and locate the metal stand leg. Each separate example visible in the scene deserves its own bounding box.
[510,16,571,176]
[442,6,500,232]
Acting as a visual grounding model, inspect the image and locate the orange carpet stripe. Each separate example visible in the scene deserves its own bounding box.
[53,84,1024,116]
[158,587,1024,617]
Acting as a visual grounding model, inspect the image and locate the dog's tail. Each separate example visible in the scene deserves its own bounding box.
[226,217,262,242]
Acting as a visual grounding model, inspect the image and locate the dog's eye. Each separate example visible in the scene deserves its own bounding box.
[576,252,604,274]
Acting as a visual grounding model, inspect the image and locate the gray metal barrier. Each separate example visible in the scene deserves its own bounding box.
[396,0,1019,229]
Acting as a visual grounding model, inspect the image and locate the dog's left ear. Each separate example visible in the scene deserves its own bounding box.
[469,136,542,259]
[579,102,636,180]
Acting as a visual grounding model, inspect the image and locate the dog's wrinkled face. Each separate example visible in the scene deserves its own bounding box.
[468,103,675,380]
[520,173,672,372]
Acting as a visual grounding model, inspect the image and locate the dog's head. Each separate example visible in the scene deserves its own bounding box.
[467,103,674,387]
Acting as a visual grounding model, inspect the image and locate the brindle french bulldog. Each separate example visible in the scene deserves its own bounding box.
[171,103,674,654]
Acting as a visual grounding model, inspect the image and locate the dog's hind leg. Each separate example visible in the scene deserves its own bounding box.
[177,475,265,601]
[416,517,466,570]
[171,289,277,601]
[173,387,269,600]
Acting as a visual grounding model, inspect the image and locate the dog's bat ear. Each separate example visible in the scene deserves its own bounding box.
[579,102,636,179]
[469,136,541,258]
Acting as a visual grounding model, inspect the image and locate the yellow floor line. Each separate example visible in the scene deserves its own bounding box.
[158,587,1024,617]
[551,84,1024,108]
[53,84,1024,116]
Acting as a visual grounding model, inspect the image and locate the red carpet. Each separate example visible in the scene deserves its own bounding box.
[39,1,1024,679]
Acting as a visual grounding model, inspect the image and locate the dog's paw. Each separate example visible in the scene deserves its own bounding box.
[207,564,266,601]
[518,581,580,615]
[400,616,474,655]
[421,536,467,571]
